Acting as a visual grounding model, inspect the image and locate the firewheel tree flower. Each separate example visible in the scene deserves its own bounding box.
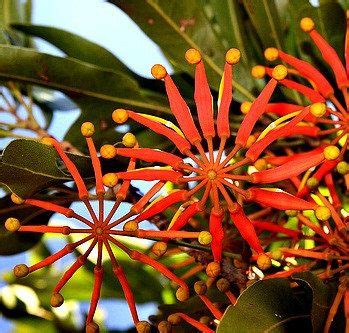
[250,16,349,197]
[103,48,330,276]
[6,123,211,333]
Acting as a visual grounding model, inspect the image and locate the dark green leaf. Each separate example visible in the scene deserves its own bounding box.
[292,272,336,333]
[11,23,132,75]
[242,0,285,50]
[217,279,311,333]
[0,195,52,255]
[0,139,93,197]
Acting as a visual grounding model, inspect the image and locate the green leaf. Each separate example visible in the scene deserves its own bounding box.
[11,23,132,75]
[242,0,285,50]
[0,0,31,46]
[110,0,255,101]
[217,279,311,333]
[0,139,93,197]
[0,195,52,255]
[292,272,336,333]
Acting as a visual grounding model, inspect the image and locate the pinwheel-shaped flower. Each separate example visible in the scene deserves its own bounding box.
[103,48,329,274]
[251,16,349,198]
[6,123,209,332]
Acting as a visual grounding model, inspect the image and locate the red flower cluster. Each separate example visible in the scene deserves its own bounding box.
[106,48,331,275]
[6,123,211,332]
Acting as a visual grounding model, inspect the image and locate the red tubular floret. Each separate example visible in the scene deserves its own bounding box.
[265,67,325,103]
[116,148,183,169]
[283,125,320,138]
[246,107,310,161]
[266,103,317,122]
[309,29,348,88]
[324,173,341,209]
[297,158,339,198]
[86,137,104,195]
[266,147,324,166]
[246,188,317,211]
[217,62,233,138]
[131,250,188,291]
[117,169,181,182]
[127,111,191,153]
[176,313,215,333]
[209,209,224,263]
[236,78,277,147]
[278,50,334,97]
[135,190,187,222]
[86,266,104,324]
[51,140,89,199]
[252,151,324,184]
[229,204,264,254]
[25,199,74,217]
[252,220,300,238]
[195,61,215,138]
[169,202,202,231]
[164,74,201,143]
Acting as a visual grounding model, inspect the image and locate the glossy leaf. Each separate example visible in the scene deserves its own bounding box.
[0,139,93,197]
[11,23,132,75]
[217,279,311,333]
[0,195,52,255]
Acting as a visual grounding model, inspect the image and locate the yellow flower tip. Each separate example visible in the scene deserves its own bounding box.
[176,286,189,302]
[194,281,207,295]
[50,293,64,307]
[136,321,151,333]
[300,17,315,32]
[285,209,298,217]
[13,264,29,278]
[86,322,99,333]
[122,132,137,147]
[315,206,331,221]
[112,108,129,124]
[226,48,241,64]
[123,220,139,232]
[254,158,267,171]
[246,135,257,148]
[216,278,230,293]
[185,48,202,64]
[206,261,221,278]
[102,173,118,188]
[198,231,212,245]
[240,101,252,114]
[264,47,279,61]
[11,193,24,205]
[5,217,21,232]
[324,145,340,160]
[306,177,319,188]
[100,144,117,159]
[256,254,272,271]
[167,314,181,325]
[272,64,287,80]
[310,102,326,117]
[251,65,266,79]
[81,122,95,137]
[151,241,167,256]
[271,250,283,261]
[337,161,348,175]
[41,136,54,146]
[158,320,172,333]
[151,64,167,80]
